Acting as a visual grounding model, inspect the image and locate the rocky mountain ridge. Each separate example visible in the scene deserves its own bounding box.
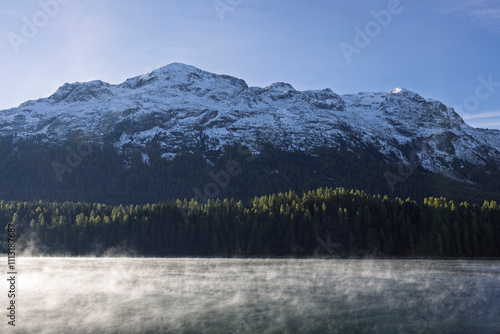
[1,63,499,177]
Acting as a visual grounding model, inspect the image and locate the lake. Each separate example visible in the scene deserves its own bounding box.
[5,258,500,333]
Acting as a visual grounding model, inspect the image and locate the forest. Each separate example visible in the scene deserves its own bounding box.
[2,187,499,257]
[1,136,499,257]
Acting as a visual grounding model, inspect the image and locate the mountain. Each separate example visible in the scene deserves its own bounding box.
[3,63,500,172]
[0,63,499,203]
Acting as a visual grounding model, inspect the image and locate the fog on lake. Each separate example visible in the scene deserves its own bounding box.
[3,258,500,333]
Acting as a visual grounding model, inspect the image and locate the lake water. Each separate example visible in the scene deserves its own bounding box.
[4,258,500,333]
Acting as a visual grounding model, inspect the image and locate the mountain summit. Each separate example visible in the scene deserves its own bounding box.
[1,63,499,177]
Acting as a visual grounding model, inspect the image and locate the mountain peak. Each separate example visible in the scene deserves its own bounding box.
[389,87,408,94]
[388,87,425,102]
[151,62,202,75]
[137,62,203,81]
[266,82,296,93]
[48,80,112,103]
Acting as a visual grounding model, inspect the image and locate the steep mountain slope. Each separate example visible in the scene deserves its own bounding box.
[2,63,499,175]
[0,63,499,203]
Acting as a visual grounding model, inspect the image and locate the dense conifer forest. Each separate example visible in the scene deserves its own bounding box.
[2,188,499,257]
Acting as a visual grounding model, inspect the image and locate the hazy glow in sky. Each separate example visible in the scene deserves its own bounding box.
[1,0,499,129]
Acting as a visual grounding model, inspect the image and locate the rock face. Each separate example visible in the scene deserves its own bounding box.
[1,62,499,175]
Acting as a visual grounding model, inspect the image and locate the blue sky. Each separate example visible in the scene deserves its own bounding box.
[1,0,499,129]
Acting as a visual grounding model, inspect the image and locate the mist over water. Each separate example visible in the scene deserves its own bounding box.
[4,258,500,333]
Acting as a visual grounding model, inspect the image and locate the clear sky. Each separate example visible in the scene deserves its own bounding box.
[1,0,499,129]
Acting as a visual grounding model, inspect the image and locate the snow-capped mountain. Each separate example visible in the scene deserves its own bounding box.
[1,63,499,175]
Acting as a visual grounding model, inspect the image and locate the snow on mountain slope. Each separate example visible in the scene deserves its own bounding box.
[1,63,499,175]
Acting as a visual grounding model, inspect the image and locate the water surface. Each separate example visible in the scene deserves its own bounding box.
[6,258,500,333]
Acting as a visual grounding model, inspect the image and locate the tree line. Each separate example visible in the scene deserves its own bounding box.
[2,187,499,257]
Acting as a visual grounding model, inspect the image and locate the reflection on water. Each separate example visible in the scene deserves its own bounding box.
[7,258,500,333]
